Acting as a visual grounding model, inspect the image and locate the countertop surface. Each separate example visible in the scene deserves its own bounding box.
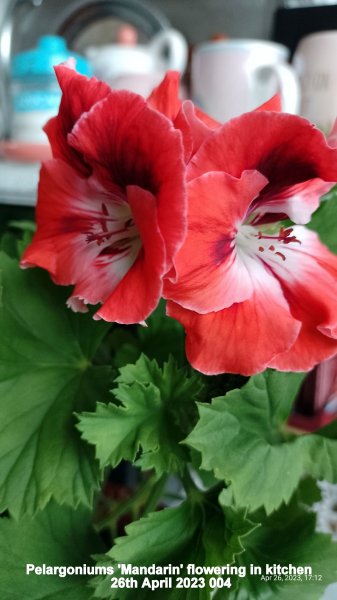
[0,160,39,206]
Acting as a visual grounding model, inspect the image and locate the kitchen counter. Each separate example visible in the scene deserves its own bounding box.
[0,159,39,206]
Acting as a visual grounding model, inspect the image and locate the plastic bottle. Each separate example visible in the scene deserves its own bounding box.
[10,35,92,143]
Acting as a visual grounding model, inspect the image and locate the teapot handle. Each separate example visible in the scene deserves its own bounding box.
[150,29,188,74]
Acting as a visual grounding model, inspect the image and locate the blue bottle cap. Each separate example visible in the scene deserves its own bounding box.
[11,35,92,78]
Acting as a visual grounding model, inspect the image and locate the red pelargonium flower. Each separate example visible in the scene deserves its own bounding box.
[164,111,337,375]
[148,71,282,162]
[21,66,186,324]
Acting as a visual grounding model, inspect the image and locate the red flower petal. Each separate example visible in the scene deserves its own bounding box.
[252,178,334,225]
[167,270,300,376]
[265,228,337,336]
[194,107,221,129]
[255,94,282,112]
[68,90,186,271]
[147,71,220,161]
[44,65,111,175]
[270,325,337,372]
[21,161,137,302]
[164,170,269,312]
[147,70,182,120]
[94,185,166,324]
[174,101,218,163]
[266,228,337,370]
[328,118,337,148]
[188,112,337,224]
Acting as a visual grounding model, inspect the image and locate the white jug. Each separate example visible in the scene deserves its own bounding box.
[292,31,337,133]
[85,29,188,95]
[191,39,300,122]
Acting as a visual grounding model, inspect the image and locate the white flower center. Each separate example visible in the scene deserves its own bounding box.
[236,223,301,264]
[86,201,141,265]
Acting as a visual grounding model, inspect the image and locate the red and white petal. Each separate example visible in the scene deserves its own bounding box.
[44,65,111,174]
[68,91,186,271]
[22,160,108,281]
[21,160,136,304]
[164,170,269,312]
[188,112,337,223]
[252,178,334,225]
[147,70,182,120]
[94,186,166,324]
[67,240,140,311]
[261,227,337,339]
[167,272,300,376]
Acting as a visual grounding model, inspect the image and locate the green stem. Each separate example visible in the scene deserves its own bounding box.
[141,473,168,516]
[182,468,203,504]
[205,481,224,501]
[94,473,156,532]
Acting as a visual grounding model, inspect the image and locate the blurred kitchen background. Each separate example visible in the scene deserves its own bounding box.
[3,0,337,165]
[6,0,280,49]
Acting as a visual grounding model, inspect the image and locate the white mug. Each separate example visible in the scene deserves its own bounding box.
[292,31,337,132]
[191,39,300,122]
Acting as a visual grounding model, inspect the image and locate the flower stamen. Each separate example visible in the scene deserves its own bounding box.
[257,226,301,245]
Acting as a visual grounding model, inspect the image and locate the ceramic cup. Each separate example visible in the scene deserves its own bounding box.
[292,31,337,132]
[191,39,300,122]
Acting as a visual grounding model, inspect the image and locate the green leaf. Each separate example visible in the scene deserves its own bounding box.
[137,299,185,366]
[0,501,103,600]
[104,300,185,370]
[0,222,36,259]
[218,495,337,600]
[8,219,36,233]
[109,328,141,369]
[93,494,256,600]
[93,501,201,600]
[78,355,203,476]
[0,231,18,258]
[308,185,337,253]
[218,488,259,564]
[0,253,112,517]
[186,370,337,513]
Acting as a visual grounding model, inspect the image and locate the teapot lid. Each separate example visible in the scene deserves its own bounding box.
[11,35,92,78]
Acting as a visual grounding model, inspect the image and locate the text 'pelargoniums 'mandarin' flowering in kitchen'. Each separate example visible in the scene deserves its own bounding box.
[164,110,337,375]
[21,65,186,324]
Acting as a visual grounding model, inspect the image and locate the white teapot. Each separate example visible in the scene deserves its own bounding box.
[85,29,188,96]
